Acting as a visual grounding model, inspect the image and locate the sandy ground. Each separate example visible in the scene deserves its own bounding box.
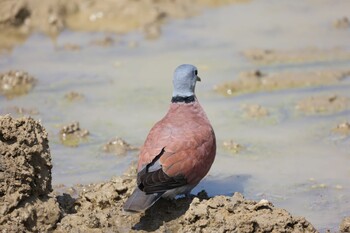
[0,115,324,233]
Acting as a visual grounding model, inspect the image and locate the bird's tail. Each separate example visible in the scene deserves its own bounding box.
[123,188,163,212]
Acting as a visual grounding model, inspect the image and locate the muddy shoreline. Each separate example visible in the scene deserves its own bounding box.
[0,115,327,232]
[0,0,247,53]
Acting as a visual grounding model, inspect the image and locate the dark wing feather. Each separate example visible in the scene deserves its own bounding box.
[138,168,187,194]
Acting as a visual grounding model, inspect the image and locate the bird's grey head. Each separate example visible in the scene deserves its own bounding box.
[172,64,201,97]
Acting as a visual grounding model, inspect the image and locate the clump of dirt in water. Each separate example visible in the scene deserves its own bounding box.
[295,95,350,115]
[102,137,139,155]
[0,70,37,99]
[214,69,350,96]
[222,139,244,154]
[333,17,350,29]
[332,122,350,136]
[0,115,61,232]
[59,121,89,147]
[241,104,269,118]
[64,91,84,102]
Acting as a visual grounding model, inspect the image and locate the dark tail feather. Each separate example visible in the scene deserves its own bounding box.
[123,188,163,212]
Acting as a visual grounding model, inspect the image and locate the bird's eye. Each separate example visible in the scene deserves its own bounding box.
[194,70,198,75]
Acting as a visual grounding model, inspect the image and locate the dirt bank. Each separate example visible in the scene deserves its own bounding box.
[0,0,247,53]
[0,115,60,232]
[1,115,322,232]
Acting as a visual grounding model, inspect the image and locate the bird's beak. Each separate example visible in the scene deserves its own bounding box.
[196,76,201,82]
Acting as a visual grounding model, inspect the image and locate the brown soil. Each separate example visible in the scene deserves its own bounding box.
[295,94,350,115]
[214,69,350,96]
[242,48,350,64]
[0,115,321,233]
[0,0,247,53]
[59,121,89,147]
[102,137,139,156]
[0,70,37,99]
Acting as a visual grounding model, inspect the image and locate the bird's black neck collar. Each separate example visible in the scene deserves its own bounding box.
[171,95,195,103]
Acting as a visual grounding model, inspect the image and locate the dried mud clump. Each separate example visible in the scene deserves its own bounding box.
[0,70,37,99]
[59,121,89,147]
[178,193,317,232]
[295,95,350,115]
[102,137,138,155]
[214,69,350,96]
[243,48,350,64]
[0,115,61,232]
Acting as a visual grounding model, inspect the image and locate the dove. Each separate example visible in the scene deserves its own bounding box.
[123,64,216,212]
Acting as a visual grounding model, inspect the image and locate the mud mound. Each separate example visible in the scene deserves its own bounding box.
[179,193,317,232]
[54,175,317,232]
[0,115,61,232]
[59,121,89,147]
[102,137,138,155]
[0,70,37,99]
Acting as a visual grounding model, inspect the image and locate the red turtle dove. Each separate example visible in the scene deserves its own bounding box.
[123,64,216,212]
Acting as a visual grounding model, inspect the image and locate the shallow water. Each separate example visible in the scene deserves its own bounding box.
[1,0,350,231]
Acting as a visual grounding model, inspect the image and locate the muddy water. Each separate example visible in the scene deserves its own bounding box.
[1,0,350,231]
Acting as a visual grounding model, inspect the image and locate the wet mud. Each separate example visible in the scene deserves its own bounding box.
[0,115,323,233]
[242,48,350,64]
[214,69,350,96]
[295,94,350,115]
[0,0,247,52]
